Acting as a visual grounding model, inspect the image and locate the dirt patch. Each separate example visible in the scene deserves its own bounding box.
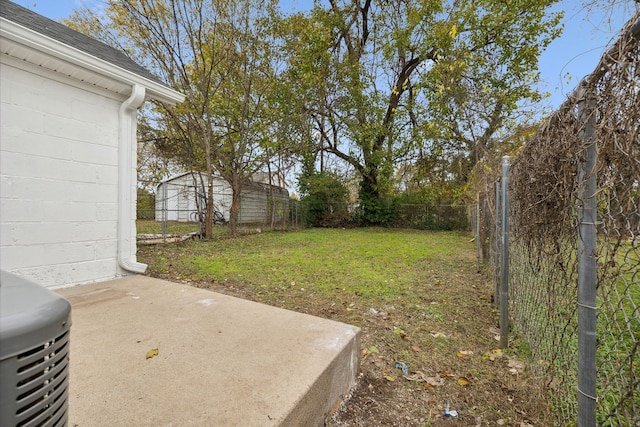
[150,275,550,426]
[139,231,551,426]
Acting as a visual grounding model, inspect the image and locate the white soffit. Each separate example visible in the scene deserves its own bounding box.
[0,17,184,105]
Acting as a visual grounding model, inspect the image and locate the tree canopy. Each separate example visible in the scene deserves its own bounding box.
[66,0,292,235]
[281,0,562,222]
[66,0,563,227]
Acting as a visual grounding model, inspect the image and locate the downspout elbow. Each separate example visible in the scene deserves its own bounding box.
[118,84,147,274]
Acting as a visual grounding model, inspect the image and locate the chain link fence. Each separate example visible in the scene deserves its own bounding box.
[479,13,639,426]
[138,183,474,239]
[137,176,295,239]
[392,204,472,231]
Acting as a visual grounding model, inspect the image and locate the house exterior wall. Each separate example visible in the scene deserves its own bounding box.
[0,59,128,287]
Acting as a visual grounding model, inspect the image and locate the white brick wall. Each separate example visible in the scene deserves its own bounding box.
[1,61,129,287]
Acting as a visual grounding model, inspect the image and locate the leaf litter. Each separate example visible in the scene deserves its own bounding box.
[139,229,553,425]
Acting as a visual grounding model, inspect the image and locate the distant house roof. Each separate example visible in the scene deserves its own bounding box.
[0,0,184,105]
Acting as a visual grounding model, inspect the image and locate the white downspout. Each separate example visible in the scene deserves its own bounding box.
[118,84,147,273]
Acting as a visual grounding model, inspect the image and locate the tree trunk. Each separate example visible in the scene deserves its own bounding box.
[199,119,214,238]
[204,150,214,238]
[268,162,275,231]
[206,172,214,238]
[359,164,381,224]
[228,173,241,237]
[193,172,206,237]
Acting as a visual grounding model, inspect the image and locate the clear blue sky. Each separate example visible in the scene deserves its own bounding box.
[13,0,638,111]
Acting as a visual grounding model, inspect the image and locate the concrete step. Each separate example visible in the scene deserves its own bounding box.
[56,276,360,426]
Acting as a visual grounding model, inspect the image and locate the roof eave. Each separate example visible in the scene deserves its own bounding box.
[0,17,185,105]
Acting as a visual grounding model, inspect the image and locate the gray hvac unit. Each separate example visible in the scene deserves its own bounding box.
[0,271,71,427]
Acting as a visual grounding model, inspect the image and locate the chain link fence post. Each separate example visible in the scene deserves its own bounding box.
[577,88,597,427]
[476,202,481,272]
[495,180,501,309]
[161,181,168,238]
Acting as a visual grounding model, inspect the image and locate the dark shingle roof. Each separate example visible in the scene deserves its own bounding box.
[0,0,164,85]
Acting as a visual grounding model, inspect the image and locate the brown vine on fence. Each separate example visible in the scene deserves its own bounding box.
[476,11,640,426]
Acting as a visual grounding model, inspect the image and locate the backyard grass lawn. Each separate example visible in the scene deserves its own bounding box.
[138,228,550,426]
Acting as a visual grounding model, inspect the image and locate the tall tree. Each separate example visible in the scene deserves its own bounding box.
[283,0,562,224]
[66,0,227,236]
[204,1,286,234]
[65,0,286,236]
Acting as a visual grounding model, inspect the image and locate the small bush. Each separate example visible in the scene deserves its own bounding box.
[137,188,155,219]
[298,172,350,227]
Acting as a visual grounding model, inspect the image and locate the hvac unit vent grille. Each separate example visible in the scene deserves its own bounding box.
[0,271,72,427]
[13,330,70,427]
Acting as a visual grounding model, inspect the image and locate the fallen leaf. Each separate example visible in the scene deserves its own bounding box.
[439,371,455,377]
[393,327,408,340]
[146,348,159,359]
[429,331,448,338]
[404,372,424,381]
[405,371,445,387]
[457,377,470,386]
[384,375,395,382]
[457,350,474,357]
[368,345,380,354]
[426,376,445,387]
[483,348,504,361]
[411,345,423,352]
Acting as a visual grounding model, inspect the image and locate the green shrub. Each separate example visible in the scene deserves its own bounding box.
[137,188,155,219]
[298,172,350,227]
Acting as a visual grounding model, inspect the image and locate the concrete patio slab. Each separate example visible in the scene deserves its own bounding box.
[56,276,360,426]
